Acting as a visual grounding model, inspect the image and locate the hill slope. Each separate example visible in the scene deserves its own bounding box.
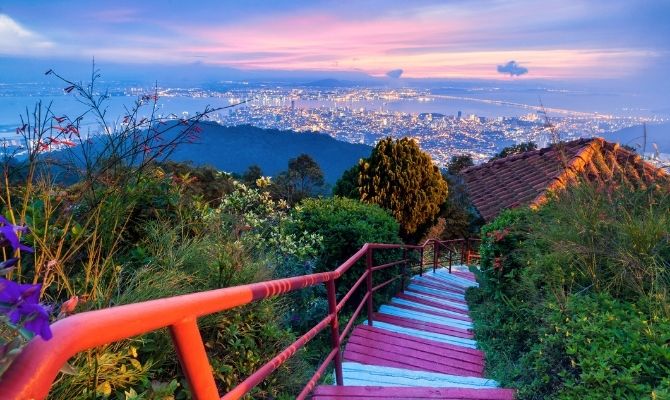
[604,122,670,155]
[168,123,371,183]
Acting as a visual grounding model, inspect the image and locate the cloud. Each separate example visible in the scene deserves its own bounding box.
[497,60,528,76]
[386,68,404,78]
[0,14,53,55]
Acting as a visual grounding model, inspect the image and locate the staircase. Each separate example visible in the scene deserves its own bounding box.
[0,240,512,400]
[311,266,515,399]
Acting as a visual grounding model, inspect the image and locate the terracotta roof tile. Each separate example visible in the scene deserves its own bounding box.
[460,138,668,222]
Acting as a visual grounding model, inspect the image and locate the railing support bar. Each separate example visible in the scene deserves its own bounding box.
[326,279,344,386]
[401,247,407,293]
[366,247,374,326]
[169,318,219,400]
[449,249,453,274]
[433,241,439,273]
[419,247,424,276]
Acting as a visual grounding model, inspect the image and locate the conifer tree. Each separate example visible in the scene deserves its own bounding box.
[359,137,448,238]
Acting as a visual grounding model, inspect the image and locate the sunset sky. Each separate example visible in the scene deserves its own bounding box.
[1,0,669,84]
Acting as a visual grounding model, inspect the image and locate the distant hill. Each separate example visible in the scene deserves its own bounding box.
[604,122,670,155]
[44,123,371,184]
[163,123,370,183]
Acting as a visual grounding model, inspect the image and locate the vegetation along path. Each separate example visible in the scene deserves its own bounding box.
[312,266,516,399]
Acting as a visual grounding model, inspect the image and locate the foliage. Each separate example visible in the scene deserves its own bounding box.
[241,164,263,188]
[288,197,400,274]
[446,154,474,175]
[491,142,537,160]
[359,137,448,239]
[469,181,670,399]
[285,197,401,328]
[210,181,322,265]
[0,67,326,399]
[534,295,670,400]
[271,154,325,205]
[332,163,361,199]
[158,161,235,206]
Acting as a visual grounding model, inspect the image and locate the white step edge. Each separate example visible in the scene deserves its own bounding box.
[371,321,477,349]
[341,362,499,388]
[378,305,473,330]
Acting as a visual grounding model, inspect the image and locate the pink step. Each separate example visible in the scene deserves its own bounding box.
[373,313,474,339]
[344,328,484,376]
[312,386,516,399]
[418,275,468,292]
[388,301,473,322]
[411,280,469,296]
[396,293,470,315]
[355,325,484,359]
[405,288,469,305]
[451,271,477,281]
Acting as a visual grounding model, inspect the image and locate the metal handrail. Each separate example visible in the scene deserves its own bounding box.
[0,238,477,400]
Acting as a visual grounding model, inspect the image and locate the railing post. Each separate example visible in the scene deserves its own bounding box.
[366,247,374,326]
[169,318,219,400]
[419,247,424,276]
[448,246,453,274]
[401,247,407,293]
[465,238,471,265]
[433,241,439,273]
[326,279,344,385]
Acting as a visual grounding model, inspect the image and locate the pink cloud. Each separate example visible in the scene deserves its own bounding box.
[159,11,651,79]
[28,3,654,81]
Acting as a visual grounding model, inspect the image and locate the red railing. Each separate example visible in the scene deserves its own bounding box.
[0,238,479,400]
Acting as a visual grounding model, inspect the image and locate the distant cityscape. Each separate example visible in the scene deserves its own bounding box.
[1,83,667,166]
[178,86,665,165]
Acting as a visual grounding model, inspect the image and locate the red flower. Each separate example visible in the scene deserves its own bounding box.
[493,257,503,271]
[59,296,78,316]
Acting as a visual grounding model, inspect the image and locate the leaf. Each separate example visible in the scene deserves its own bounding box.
[129,358,142,370]
[71,224,80,236]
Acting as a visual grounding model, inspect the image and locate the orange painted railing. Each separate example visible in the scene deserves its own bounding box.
[0,238,479,400]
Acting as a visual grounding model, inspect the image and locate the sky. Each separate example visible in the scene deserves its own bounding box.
[0,0,669,89]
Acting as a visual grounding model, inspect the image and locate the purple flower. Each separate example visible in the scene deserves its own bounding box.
[0,216,33,253]
[0,279,52,340]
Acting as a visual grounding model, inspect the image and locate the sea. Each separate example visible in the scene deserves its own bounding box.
[0,87,667,139]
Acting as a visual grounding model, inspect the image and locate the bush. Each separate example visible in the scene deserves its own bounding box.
[528,294,670,400]
[285,197,402,330]
[469,181,670,399]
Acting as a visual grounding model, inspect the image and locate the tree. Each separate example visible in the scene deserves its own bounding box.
[359,137,448,238]
[332,163,361,199]
[241,164,263,187]
[270,154,324,204]
[492,142,537,160]
[447,154,474,175]
[288,154,324,195]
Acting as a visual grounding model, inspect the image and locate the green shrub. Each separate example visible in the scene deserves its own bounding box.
[526,294,670,399]
[288,197,401,273]
[285,197,402,330]
[469,181,670,399]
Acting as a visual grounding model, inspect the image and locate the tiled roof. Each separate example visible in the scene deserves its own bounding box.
[460,138,668,222]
